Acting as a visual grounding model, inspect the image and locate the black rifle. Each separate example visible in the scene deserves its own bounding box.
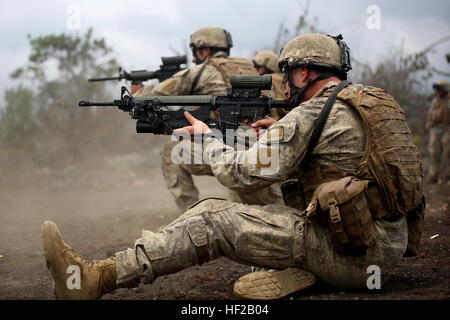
[79,74,292,145]
[88,55,187,85]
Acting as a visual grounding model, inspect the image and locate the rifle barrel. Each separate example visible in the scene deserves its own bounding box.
[79,101,116,107]
[88,77,121,82]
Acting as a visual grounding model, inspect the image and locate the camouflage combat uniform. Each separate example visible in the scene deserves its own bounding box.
[139,51,284,211]
[133,84,155,97]
[114,82,408,289]
[426,94,449,183]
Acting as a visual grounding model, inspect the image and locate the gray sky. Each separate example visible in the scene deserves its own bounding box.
[0,0,449,102]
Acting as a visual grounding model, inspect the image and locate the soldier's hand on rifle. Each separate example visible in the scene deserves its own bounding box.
[174,111,212,136]
[251,116,277,138]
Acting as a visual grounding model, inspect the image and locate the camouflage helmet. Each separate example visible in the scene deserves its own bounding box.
[277,33,351,75]
[433,79,449,91]
[189,27,233,49]
[253,51,279,73]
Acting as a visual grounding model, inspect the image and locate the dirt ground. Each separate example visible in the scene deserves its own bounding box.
[0,152,448,300]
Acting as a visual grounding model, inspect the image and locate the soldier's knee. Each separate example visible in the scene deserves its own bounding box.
[184,215,210,264]
[187,197,236,214]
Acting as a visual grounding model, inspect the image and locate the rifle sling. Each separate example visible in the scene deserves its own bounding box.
[302,80,350,168]
[189,61,210,95]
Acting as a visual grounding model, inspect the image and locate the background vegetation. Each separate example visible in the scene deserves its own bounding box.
[1,11,448,189]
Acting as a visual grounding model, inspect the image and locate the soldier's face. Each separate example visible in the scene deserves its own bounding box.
[255,65,269,75]
[192,47,211,64]
[284,68,307,101]
[435,89,448,98]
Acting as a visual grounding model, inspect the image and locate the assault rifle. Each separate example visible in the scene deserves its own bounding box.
[79,74,292,145]
[88,55,187,85]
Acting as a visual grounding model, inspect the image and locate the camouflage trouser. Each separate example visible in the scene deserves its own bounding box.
[161,140,283,211]
[428,126,449,182]
[115,199,408,289]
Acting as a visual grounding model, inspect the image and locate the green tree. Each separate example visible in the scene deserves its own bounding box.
[0,86,37,151]
[0,28,155,189]
[6,28,122,165]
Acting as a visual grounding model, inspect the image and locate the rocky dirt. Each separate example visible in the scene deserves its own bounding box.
[0,151,448,301]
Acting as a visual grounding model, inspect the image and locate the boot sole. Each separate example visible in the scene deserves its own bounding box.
[234,268,316,300]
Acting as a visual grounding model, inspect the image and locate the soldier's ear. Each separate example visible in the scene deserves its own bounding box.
[300,67,309,82]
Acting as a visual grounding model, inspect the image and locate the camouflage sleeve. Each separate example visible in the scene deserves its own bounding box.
[149,69,190,96]
[202,104,317,193]
[203,95,365,193]
[175,63,227,96]
[133,84,155,97]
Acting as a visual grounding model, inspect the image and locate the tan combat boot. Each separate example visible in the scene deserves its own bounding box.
[233,268,316,300]
[42,220,117,300]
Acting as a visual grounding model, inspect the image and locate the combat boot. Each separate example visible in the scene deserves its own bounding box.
[42,220,117,300]
[233,267,316,300]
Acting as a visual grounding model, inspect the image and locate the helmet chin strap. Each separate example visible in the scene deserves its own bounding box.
[192,47,206,65]
[287,71,336,107]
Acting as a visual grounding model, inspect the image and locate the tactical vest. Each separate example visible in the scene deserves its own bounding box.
[287,84,425,256]
[207,57,259,86]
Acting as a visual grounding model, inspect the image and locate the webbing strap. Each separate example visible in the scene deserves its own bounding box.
[303,80,350,165]
[189,60,210,95]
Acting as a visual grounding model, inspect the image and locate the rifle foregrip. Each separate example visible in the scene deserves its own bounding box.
[271,99,292,110]
[136,119,190,134]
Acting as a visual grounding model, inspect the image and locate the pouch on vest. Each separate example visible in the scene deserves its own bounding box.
[312,176,376,255]
[280,179,307,211]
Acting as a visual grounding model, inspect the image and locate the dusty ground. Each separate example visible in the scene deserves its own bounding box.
[0,152,448,300]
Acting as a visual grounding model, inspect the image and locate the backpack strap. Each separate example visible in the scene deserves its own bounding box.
[302,80,350,166]
[189,60,210,95]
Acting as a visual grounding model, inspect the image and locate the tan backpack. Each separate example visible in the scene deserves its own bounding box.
[336,85,425,256]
